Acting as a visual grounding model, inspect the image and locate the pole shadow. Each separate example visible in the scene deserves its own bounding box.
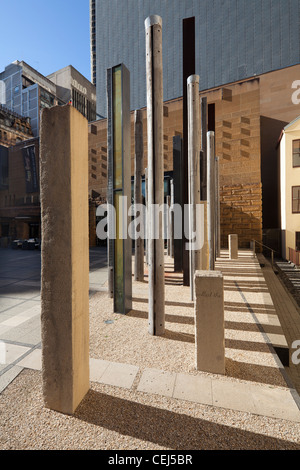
[74,389,300,450]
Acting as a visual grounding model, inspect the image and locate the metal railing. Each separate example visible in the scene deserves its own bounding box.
[251,239,277,269]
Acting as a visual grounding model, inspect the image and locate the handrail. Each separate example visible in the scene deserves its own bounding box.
[251,239,276,268]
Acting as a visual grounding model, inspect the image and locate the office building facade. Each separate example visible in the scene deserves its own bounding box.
[0,61,97,136]
[91,0,300,118]
[47,65,97,122]
[89,1,300,256]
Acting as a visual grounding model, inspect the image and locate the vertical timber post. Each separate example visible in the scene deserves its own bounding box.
[107,64,132,314]
[145,15,165,336]
[134,109,144,281]
[40,105,90,414]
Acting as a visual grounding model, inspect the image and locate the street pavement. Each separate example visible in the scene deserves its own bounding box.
[0,246,108,392]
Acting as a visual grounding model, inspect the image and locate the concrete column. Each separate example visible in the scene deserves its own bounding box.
[40,105,90,414]
[207,131,215,270]
[187,74,201,300]
[229,234,238,259]
[215,156,221,258]
[194,270,225,375]
[145,15,165,335]
[134,109,144,281]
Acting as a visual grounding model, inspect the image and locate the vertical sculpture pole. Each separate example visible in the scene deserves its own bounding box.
[107,64,132,314]
[182,16,196,287]
[134,109,144,281]
[187,75,201,300]
[215,156,221,258]
[40,105,89,414]
[207,131,216,270]
[173,136,183,272]
[145,15,165,335]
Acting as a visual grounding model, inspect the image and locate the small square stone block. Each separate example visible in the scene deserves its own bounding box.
[194,270,225,375]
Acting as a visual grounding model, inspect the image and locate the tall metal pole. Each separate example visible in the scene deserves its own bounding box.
[207,131,215,270]
[134,109,144,281]
[145,15,165,336]
[187,74,201,300]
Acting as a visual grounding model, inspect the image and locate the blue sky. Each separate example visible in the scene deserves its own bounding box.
[0,0,91,81]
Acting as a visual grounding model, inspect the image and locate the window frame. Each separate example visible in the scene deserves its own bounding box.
[292,186,300,214]
[292,139,300,168]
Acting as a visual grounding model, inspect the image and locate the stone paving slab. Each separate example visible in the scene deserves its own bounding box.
[17,349,42,370]
[96,360,139,389]
[137,368,176,397]
[4,346,300,422]
[173,372,213,405]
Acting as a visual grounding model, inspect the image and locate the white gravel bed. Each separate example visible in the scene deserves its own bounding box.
[1,256,300,450]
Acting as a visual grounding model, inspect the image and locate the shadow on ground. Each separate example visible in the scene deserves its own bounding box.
[75,388,300,450]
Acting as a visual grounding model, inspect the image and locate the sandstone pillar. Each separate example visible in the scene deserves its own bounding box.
[229,234,238,259]
[194,270,225,375]
[40,105,90,414]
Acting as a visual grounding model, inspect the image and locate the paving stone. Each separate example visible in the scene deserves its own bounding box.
[173,372,213,405]
[89,358,110,382]
[17,349,42,370]
[249,383,300,422]
[211,377,257,414]
[137,368,176,397]
[99,361,139,389]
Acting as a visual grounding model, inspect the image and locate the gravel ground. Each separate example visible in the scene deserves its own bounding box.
[1,256,300,450]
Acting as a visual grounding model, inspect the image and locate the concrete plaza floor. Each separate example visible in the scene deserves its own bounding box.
[0,246,108,392]
[1,246,300,449]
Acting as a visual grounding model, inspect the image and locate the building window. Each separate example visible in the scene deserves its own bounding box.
[296,232,300,251]
[40,88,55,109]
[292,186,300,213]
[292,140,300,167]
